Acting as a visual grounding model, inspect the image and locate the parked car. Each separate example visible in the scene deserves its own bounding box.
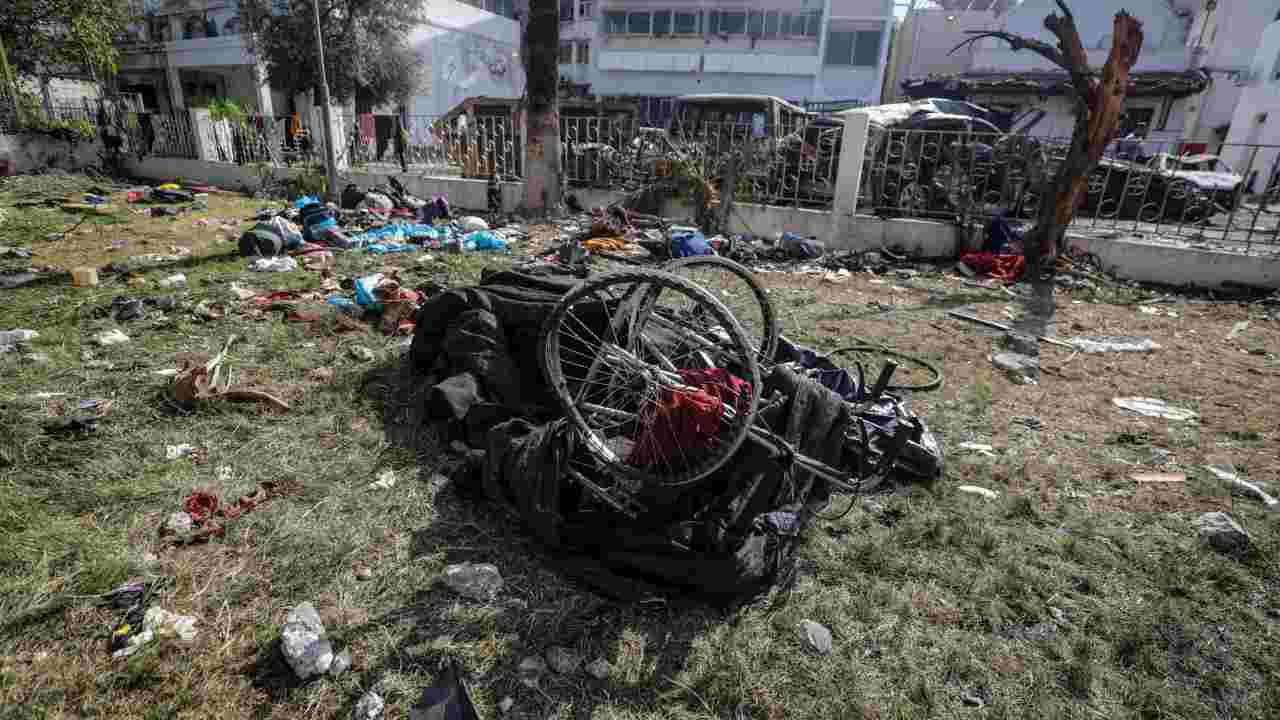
[1075,152,1240,223]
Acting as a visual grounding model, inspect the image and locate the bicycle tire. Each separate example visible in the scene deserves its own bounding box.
[540,269,761,488]
[662,255,780,365]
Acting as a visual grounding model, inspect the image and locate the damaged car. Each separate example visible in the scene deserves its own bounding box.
[1076,152,1239,223]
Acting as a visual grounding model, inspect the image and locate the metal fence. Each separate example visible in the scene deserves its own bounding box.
[127,110,200,159]
[856,128,1280,256]
[340,113,523,179]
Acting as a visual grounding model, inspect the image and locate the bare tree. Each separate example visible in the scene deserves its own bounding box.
[954,1,1144,308]
[520,0,562,215]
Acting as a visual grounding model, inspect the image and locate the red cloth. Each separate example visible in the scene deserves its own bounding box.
[184,491,218,524]
[358,114,375,144]
[960,252,1025,282]
[627,368,752,469]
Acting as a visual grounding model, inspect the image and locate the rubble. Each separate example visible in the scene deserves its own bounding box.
[281,602,335,680]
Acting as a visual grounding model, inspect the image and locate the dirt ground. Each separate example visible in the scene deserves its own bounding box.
[2,175,1279,719]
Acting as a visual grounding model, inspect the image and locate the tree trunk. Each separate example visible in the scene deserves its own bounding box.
[1024,11,1143,300]
[521,0,562,215]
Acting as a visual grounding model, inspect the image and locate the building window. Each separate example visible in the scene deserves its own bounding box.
[560,0,573,22]
[579,1,592,19]
[789,13,807,37]
[721,11,747,35]
[627,12,651,34]
[673,11,699,35]
[764,11,779,38]
[578,42,590,65]
[806,10,822,37]
[748,11,764,36]
[653,10,671,35]
[825,25,883,67]
[604,11,626,34]
[559,42,573,64]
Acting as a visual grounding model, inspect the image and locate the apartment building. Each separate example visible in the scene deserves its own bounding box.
[557,1,896,126]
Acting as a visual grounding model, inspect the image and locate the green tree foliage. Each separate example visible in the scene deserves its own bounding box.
[237,0,423,107]
[0,0,136,82]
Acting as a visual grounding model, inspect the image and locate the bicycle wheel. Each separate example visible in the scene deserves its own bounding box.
[662,255,780,365]
[541,269,761,489]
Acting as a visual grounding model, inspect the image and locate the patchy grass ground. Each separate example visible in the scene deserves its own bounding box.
[2,176,1279,720]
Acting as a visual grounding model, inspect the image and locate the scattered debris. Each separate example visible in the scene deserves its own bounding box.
[330,650,352,676]
[409,658,480,719]
[354,565,373,581]
[354,691,385,720]
[441,562,503,601]
[110,297,146,322]
[0,272,39,289]
[349,346,376,362]
[956,485,999,500]
[0,328,38,354]
[992,352,1039,384]
[1150,448,1174,466]
[1228,321,1250,340]
[1131,473,1186,484]
[948,310,1073,348]
[518,656,547,687]
[161,511,194,537]
[281,602,335,680]
[1003,332,1040,357]
[43,416,99,436]
[158,273,187,289]
[546,646,582,674]
[1069,336,1161,354]
[585,658,611,680]
[369,470,398,490]
[1203,465,1280,512]
[169,335,291,412]
[248,256,298,272]
[1196,512,1251,555]
[112,607,199,659]
[1112,397,1198,422]
[498,697,515,714]
[1012,416,1043,431]
[797,620,833,655]
[957,442,996,457]
[166,444,196,461]
[95,329,131,346]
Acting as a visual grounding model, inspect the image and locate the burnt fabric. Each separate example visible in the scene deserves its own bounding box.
[462,366,849,605]
[628,368,754,470]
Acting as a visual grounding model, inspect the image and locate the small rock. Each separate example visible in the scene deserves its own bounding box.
[498,697,515,714]
[585,657,611,680]
[95,329,131,346]
[960,690,986,707]
[158,273,186,289]
[1049,606,1071,626]
[450,440,470,453]
[329,650,352,675]
[860,498,885,516]
[1003,332,1039,357]
[161,511,194,536]
[862,638,882,659]
[1011,415,1043,431]
[349,346,376,362]
[165,443,196,461]
[441,562,503,601]
[1151,448,1173,466]
[281,601,334,680]
[1196,512,1251,554]
[518,655,547,687]
[797,619,833,655]
[354,565,373,581]
[992,352,1039,383]
[957,485,999,500]
[546,646,581,674]
[354,691,385,720]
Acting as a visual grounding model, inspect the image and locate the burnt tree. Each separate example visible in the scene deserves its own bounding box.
[521,0,563,215]
[954,1,1143,297]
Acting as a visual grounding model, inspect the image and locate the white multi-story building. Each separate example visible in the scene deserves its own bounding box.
[557,0,897,125]
[1221,18,1280,190]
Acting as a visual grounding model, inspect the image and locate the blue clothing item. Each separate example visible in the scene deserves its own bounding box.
[294,195,320,209]
[462,230,507,251]
[366,242,417,254]
[670,230,712,258]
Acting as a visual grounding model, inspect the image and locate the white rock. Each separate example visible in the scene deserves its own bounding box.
[165,444,196,461]
[797,619,833,655]
[281,602,334,679]
[159,273,186,289]
[956,485,1000,500]
[441,562,503,601]
[498,696,515,714]
[95,329,131,346]
[330,649,352,675]
[1112,397,1198,422]
[369,469,397,490]
[1196,512,1251,554]
[354,691,384,720]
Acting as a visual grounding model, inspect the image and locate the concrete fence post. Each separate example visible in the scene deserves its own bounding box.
[832,110,870,217]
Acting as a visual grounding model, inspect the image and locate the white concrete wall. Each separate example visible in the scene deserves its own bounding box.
[889,9,1005,100]
[0,133,104,174]
[972,0,1192,73]
[1222,22,1280,186]
[407,0,525,117]
[1067,231,1280,289]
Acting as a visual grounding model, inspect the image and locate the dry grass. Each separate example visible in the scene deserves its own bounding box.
[2,180,1279,719]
